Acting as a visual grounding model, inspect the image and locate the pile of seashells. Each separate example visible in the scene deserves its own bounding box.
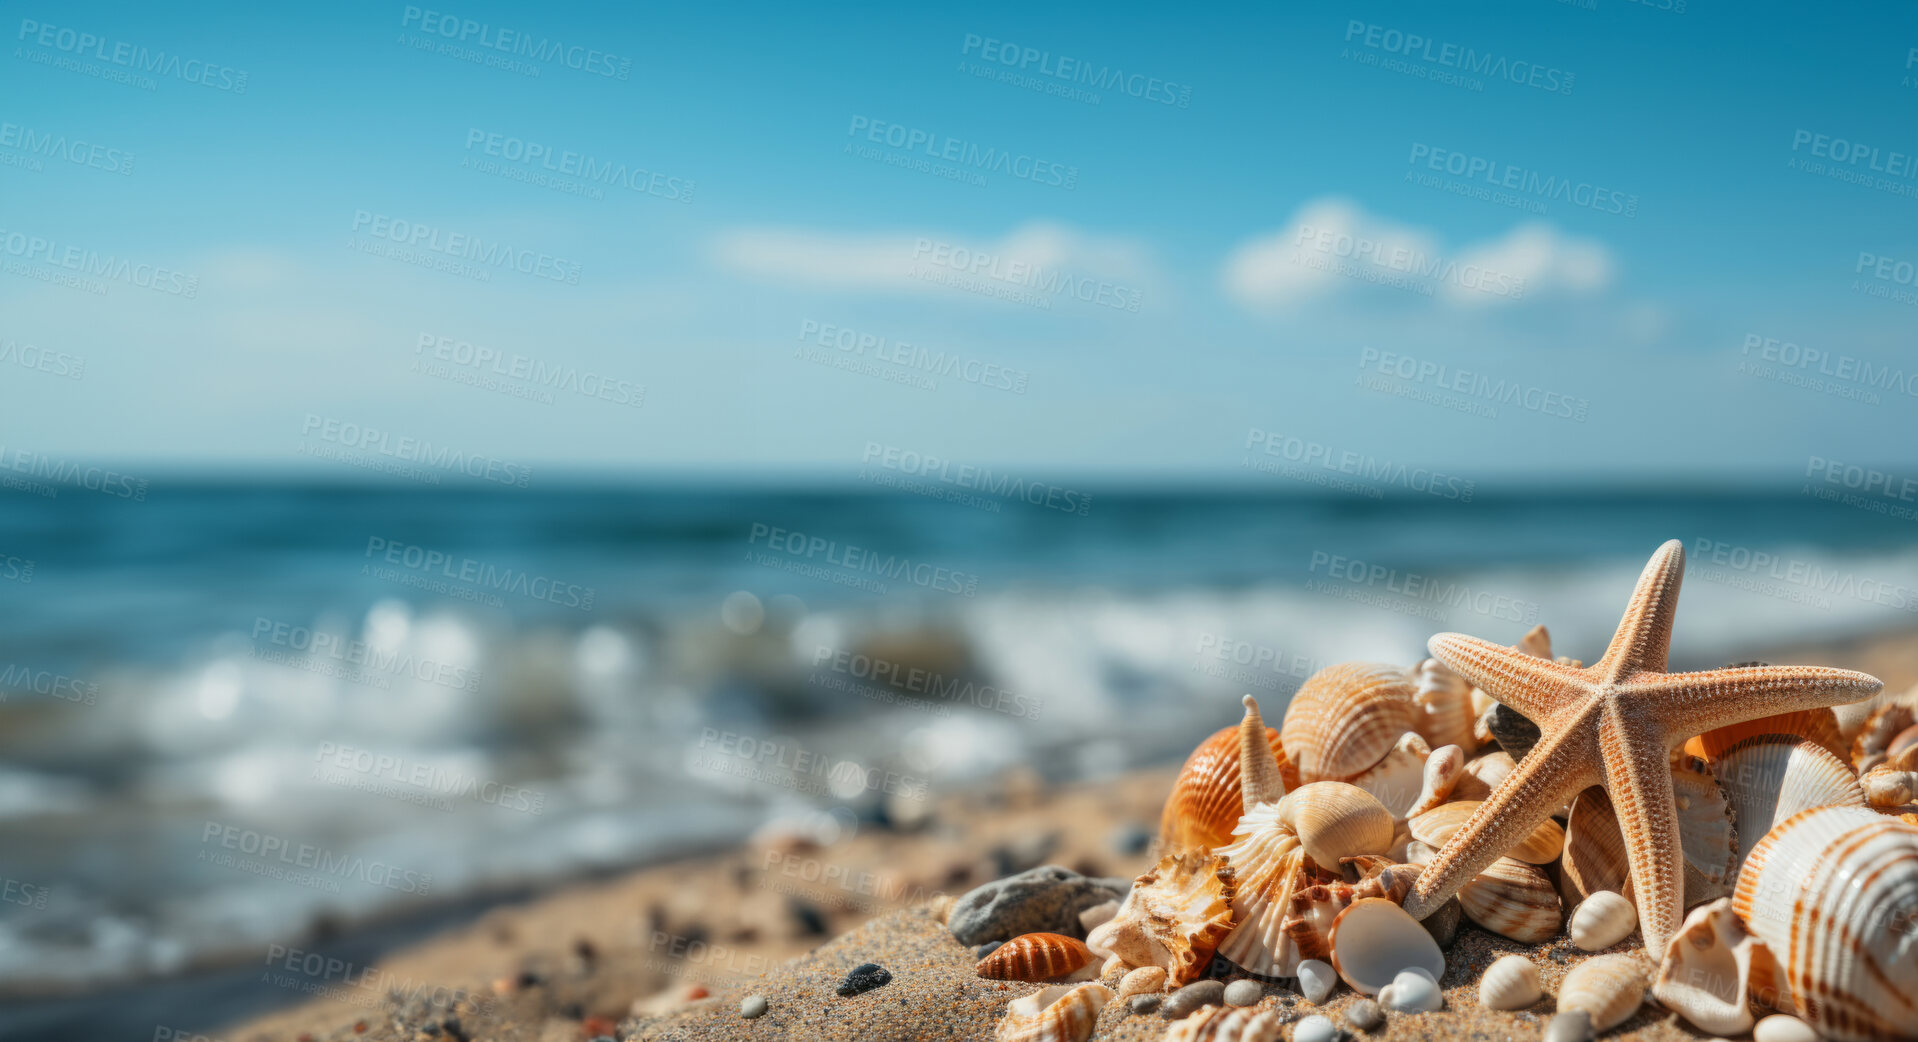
[978,626,1918,1042]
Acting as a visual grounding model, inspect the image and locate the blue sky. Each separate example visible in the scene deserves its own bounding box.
[3,0,1916,484]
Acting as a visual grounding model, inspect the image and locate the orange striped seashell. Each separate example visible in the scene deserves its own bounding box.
[976,933,1093,982]
[1458,856,1561,943]
[1684,708,1847,765]
[1282,663,1416,784]
[1408,800,1563,864]
[1159,722,1292,853]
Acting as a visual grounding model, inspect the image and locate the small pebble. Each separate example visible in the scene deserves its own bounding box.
[1294,1014,1338,1042]
[835,962,892,997]
[1545,1010,1595,1042]
[1161,979,1226,1019]
[1129,993,1163,1015]
[1379,968,1442,1013]
[1298,958,1337,1004]
[974,941,1002,960]
[1223,979,1263,1007]
[739,994,768,1019]
[1754,1015,1819,1042]
[1346,999,1383,1031]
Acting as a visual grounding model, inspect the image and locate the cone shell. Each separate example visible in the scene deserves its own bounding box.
[1673,763,1739,906]
[1731,805,1918,1041]
[1213,803,1326,977]
[994,982,1113,1042]
[1557,953,1648,1032]
[1479,954,1543,1011]
[1561,787,1632,907]
[1652,897,1772,1037]
[1686,708,1849,766]
[1282,663,1416,783]
[1569,890,1637,951]
[1710,735,1864,868]
[1327,897,1445,996]
[1412,658,1479,754]
[1165,1006,1282,1042]
[1408,801,1563,865]
[1458,857,1561,943]
[1275,782,1395,871]
[976,933,1093,982]
[1085,852,1236,988]
[1160,723,1291,853]
[1348,732,1431,820]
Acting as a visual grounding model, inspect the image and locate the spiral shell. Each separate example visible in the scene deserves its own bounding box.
[994,982,1113,1042]
[1557,953,1648,1032]
[1686,708,1849,766]
[1407,801,1563,864]
[1673,762,1739,906]
[1085,851,1236,987]
[1412,658,1479,754]
[1709,735,1864,869]
[1478,954,1543,1011]
[1458,857,1561,943]
[1652,897,1773,1037]
[1165,1005,1282,1042]
[1282,663,1416,783]
[1560,786,1631,907]
[1731,805,1918,1041]
[1327,897,1445,996]
[1275,782,1394,871]
[1159,720,1291,853]
[976,933,1093,982]
[1569,890,1637,951]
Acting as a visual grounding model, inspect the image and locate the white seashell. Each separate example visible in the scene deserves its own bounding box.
[1077,899,1118,936]
[1478,955,1542,1011]
[1672,763,1739,906]
[1569,891,1637,951]
[1297,958,1336,1004]
[1292,1015,1337,1042]
[1732,805,1918,1041]
[1455,749,1515,802]
[1113,965,1166,1003]
[1164,1005,1283,1042]
[1408,801,1563,863]
[1458,857,1562,943]
[1408,744,1466,818]
[994,982,1113,1042]
[1651,898,1769,1037]
[1402,839,1437,866]
[1348,732,1431,820]
[1086,851,1236,987]
[1556,953,1648,1032]
[1378,968,1442,1013]
[1281,662,1417,783]
[1327,897,1445,996]
[1560,787,1631,908]
[1862,762,1918,810]
[1274,782,1395,870]
[1213,804,1317,977]
[1711,735,1865,870]
[1413,658,1479,753]
[1753,1014,1820,1042]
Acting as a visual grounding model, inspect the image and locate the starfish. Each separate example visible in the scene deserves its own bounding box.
[1400,539,1882,956]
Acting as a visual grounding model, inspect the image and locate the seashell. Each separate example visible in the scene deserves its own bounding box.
[1853,700,1918,773]
[1164,1005,1282,1042]
[1113,965,1166,1003]
[1408,744,1466,817]
[1412,658,1479,754]
[1515,623,1554,659]
[1346,859,1420,905]
[1297,958,1336,1004]
[1403,839,1437,866]
[1835,685,1916,744]
[1709,735,1864,868]
[1673,762,1739,906]
[1078,899,1118,935]
[1159,705,1291,853]
[1408,801,1563,864]
[1479,954,1543,1010]
[1731,804,1918,1041]
[1754,1014,1821,1042]
[1085,851,1236,987]
[1378,967,1443,1013]
[1891,722,1918,758]
[994,982,1113,1042]
[1569,890,1637,951]
[1327,897,1445,996]
[1458,857,1561,943]
[1275,782,1394,870]
[1862,762,1918,810]
[1212,803,1313,977]
[1560,787,1632,907]
[1281,662,1416,784]
[1686,708,1849,766]
[1455,750,1515,802]
[1651,897,1770,1036]
[1556,953,1648,1032]
[976,933,1093,982]
[1348,732,1431,820]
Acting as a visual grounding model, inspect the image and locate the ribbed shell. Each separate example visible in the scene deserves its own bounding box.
[1085,851,1236,987]
[1569,890,1637,951]
[1731,806,1918,1041]
[1412,658,1479,754]
[1557,953,1648,1031]
[1408,801,1563,864]
[1561,786,1632,907]
[976,933,1092,982]
[1685,708,1848,765]
[1165,1006,1283,1042]
[994,982,1114,1042]
[1458,857,1561,943]
[1327,897,1446,996]
[1275,782,1394,871]
[1673,763,1739,906]
[1112,965,1166,1002]
[1709,735,1864,870]
[1479,954,1543,1010]
[1282,663,1416,783]
[1213,804,1324,977]
[1347,732,1431,820]
[1159,724,1291,853]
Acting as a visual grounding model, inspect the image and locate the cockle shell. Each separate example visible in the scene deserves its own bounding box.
[1085,851,1236,987]
[1651,897,1774,1036]
[1408,801,1564,864]
[1327,898,1445,996]
[994,982,1113,1042]
[976,933,1093,981]
[1673,763,1739,906]
[1479,954,1543,1010]
[1569,890,1637,951]
[1114,965,1167,1002]
[1212,803,1324,977]
[1560,786,1632,907]
[1160,718,1291,853]
[1282,663,1416,783]
[1274,782,1394,871]
[1458,857,1561,943]
[1164,1005,1282,1042]
[1412,658,1479,754]
[1731,805,1918,1041]
[1557,953,1649,1032]
[1686,708,1849,766]
[1709,735,1864,868]
[1348,732,1431,820]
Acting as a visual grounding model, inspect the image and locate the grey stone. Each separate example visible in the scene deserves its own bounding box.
[1223,979,1264,1007]
[1488,702,1541,760]
[1129,994,1163,1015]
[1346,999,1383,1031]
[1420,896,1463,948]
[739,994,768,1019]
[973,941,1002,960]
[947,865,1128,946]
[1545,1010,1595,1042]
[1161,979,1226,1020]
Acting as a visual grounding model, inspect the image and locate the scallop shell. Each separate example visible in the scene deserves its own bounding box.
[1557,953,1649,1032]
[1326,897,1445,996]
[1412,658,1479,754]
[1673,763,1739,906]
[1275,782,1395,871]
[1709,735,1864,868]
[1686,708,1849,766]
[1569,890,1637,951]
[1560,786,1632,907]
[1458,857,1561,943]
[1113,965,1166,1003]
[1851,701,1917,773]
[1213,803,1328,977]
[1348,732,1431,820]
[976,933,1093,982]
[1281,662,1416,783]
[1651,897,1772,1037]
[1165,1006,1282,1042]
[1731,805,1918,1041]
[1085,851,1236,987]
[1478,954,1543,1011]
[1407,801,1563,864]
[994,982,1114,1042]
[1159,716,1291,853]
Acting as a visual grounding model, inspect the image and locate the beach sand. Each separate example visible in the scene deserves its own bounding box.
[220,633,1918,1042]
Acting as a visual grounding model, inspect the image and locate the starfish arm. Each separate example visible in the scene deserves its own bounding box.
[1426,632,1588,725]
[1593,539,1686,682]
[1600,713,1686,956]
[1632,664,1883,741]
[1403,733,1597,921]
